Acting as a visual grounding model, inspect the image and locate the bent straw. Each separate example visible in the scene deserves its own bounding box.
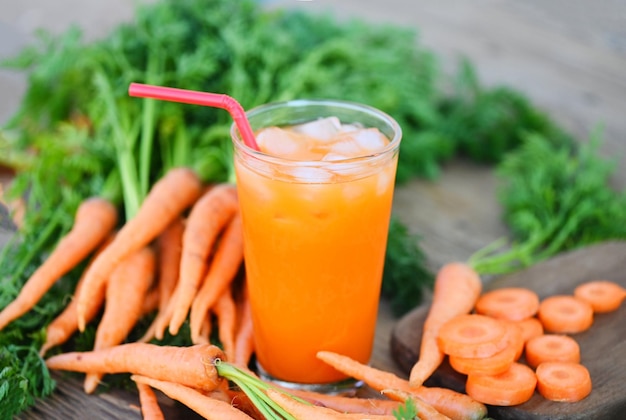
[128,82,259,151]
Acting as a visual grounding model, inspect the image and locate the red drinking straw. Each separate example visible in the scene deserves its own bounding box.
[128,82,259,151]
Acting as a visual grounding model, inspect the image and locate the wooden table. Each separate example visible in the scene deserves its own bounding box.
[2,0,626,418]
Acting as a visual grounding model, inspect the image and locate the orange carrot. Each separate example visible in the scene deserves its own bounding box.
[524,334,580,369]
[266,388,396,420]
[437,314,509,359]
[213,286,237,359]
[0,197,117,331]
[168,183,239,335]
[75,167,203,331]
[475,287,540,321]
[515,317,544,344]
[285,388,401,416]
[537,295,594,334]
[448,322,523,376]
[234,283,255,368]
[84,246,156,393]
[316,351,487,420]
[136,382,165,420]
[535,361,592,402]
[131,375,253,420]
[573,280,626,313]
[195,314,213,344]
[45,343,225,392]
[189,212,243,344]
[141,286,160,315]
[379,389,451,420]
[465,362,537,406]
[409,262,483,387]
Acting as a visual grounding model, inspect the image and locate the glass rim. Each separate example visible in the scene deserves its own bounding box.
[230,99,402,166]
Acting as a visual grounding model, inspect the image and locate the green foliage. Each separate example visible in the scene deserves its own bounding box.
[393,397,418,419]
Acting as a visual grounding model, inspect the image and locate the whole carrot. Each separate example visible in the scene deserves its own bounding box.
[285,388,401,416]
[233,283,254,367]
[136,382,165,420]
[131,375,253,420]
[84,246,156,394]
[0,197,117,331]
[212,286,237,360]
[75,167,203,331]
[168,184,238,335]
[380,389,451,420]
[45,342,225,392]
[189,212,243,344]
[409,262,482,387]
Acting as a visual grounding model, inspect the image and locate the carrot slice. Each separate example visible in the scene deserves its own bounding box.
[573,280,626,313]
[475,287,540,321]
[449,322,523,376]
[535,361,592,402]
[515,317,544,344]
[537,295,593,334]
[465,362,537,406]
[525,334,580,369]
[437,314,509,359]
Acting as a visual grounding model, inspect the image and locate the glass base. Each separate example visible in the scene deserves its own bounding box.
[256,361,363,395]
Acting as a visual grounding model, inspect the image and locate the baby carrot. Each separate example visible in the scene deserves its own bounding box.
[537,295,594,334]
[136,382,165,420]
[465,362,537,406]
[437,314,509,359]
[45,342,225,392]
[168,183,239,335]
[475,287,540,321]
[409,262,483,387]
[535,361,592,402]
[131,375,253,420]
[573,280,626,313]
[189,212,243,344]
[84,246,156,394]
[0,197,117,331]
[75,167,203,331]
[213,286,237,360]
[524,334,580,369]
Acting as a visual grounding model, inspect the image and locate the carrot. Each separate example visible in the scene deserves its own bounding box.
[0,197,117,331]
[437,314,509,359]
[465,362,537,406]
[131,375,253,420]
[75,167,203,331]
[573,280,626,313]
[45,342,225,392]
[515,317,544,344]
[234,283,255,368]
[167,183,239,335]
[537,295,594,334]
[524,334,580,369]
[379,389,451,420]
[285,388,401,416]
[84,246,156,393]
[408,262,483,387]
[141,285,160,315]
[136,382,165,420]
[213,286,237,359]
[316,351,487,420]
[195,314,213,344]
[448,322,523,376]
[266,388,396,420]
[475,287,540,321]
[189,212,243,343]
[535,361,592,402]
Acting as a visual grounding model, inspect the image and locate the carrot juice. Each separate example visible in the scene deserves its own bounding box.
[231,100,402,387]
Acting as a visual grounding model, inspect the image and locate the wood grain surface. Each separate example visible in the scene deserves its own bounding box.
[391,241,626,420]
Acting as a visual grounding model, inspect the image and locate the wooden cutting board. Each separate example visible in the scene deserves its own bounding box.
[391,241,626,420]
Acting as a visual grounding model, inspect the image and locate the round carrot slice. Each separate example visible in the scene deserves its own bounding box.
[466,362,537,406]
[516,317,544,344]
[437,314,509,359]
[537,295,593,334]
[449,322,523,376]
[525,334,580,369]
[573,280,626,313]
[475,287,540,321]
[536,361,592,402]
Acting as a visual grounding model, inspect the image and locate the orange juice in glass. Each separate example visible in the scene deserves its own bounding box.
[231,100,401,390]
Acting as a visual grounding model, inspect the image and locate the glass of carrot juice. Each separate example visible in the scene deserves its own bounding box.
[230,99,402,390]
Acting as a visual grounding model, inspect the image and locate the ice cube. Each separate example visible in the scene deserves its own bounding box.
[338,123,362,132]
[285,166,334,183]
[290,117,341,141]
[351,128,388,152]
[322,152,350,161]
[256,127,309,159]
[329,139,361,156]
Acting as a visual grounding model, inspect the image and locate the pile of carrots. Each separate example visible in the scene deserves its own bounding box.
[2,166,625,419]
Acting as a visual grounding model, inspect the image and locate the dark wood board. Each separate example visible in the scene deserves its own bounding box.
[391,241,626,420]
